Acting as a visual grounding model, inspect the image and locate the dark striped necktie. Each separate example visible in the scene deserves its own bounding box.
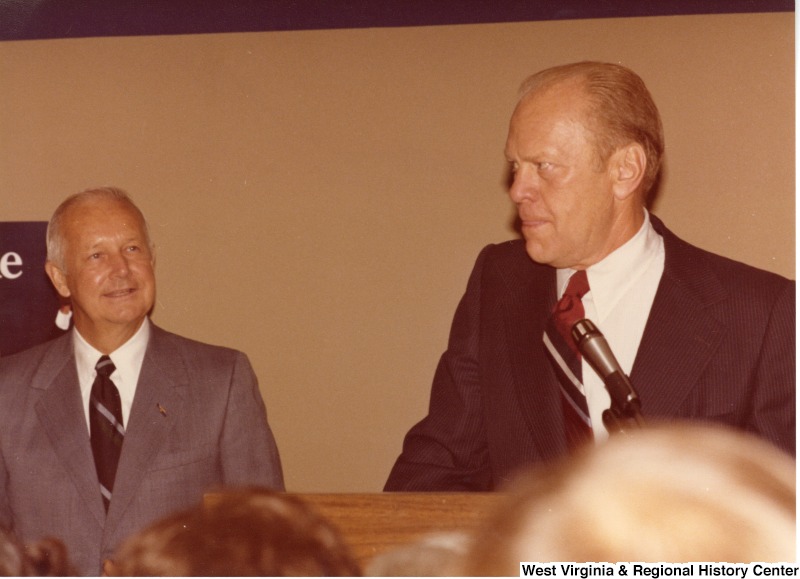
[543,270,594,450]
[89,355,125,511]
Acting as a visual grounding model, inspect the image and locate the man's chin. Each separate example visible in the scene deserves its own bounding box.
[523,240,555,267]
[101,311,150,329]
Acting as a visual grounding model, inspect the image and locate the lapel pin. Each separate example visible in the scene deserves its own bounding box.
[157,403,167,417]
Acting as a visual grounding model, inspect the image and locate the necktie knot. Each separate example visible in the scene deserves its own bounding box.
[553,271,590,334]
[563,270,589,300]
[95,355,116,379]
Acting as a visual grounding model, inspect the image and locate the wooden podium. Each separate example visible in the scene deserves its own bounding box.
[294,493,503,565]
[205,492,503,568]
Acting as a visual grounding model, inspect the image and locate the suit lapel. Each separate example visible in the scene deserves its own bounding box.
[499,217,726,452]
[631,217,726,416]
[33,335,107,527]
[493,244,567,459]
[105,326,186,529]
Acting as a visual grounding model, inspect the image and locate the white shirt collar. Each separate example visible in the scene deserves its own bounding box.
[557,210,663,322]
[73,318,150,429]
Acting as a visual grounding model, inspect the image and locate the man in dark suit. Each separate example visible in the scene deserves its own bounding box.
[0,187,284,575]
[385,61,795,492]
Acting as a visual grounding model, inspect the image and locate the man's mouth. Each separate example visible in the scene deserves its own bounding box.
[520,217,548,228]
[104,288,136,298]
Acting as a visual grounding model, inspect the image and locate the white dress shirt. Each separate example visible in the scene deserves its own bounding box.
[556,210,665,441]
[73,318,150,433]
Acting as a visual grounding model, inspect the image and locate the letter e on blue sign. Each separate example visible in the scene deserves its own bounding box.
[0,222,64,356]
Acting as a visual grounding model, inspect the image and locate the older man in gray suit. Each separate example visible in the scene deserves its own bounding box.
[0,187,284,575]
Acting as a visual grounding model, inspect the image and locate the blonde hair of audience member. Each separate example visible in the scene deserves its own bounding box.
[365,531,470,577]
[0,528,75,576]
[461,423,796,574]
[109,487,361,576]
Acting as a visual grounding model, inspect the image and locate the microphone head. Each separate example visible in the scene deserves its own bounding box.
[571,318,600,348]
[569,318,643,418]
[570,318,618,379]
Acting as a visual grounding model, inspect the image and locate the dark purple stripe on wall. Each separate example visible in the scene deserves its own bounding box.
[1,0,794,41]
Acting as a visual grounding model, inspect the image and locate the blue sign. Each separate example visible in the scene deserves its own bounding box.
[0,222,66,357]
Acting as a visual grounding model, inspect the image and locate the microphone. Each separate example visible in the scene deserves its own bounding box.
[571,319,644,425]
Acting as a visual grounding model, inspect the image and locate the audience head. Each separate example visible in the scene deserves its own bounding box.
[0,528,75,576]
[44,187,156,353]
[461,423,796,574]
[364,531,469,577]
[109,487,361,576]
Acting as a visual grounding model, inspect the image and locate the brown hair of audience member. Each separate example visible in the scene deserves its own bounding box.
[461,423,796,574]
[518,61,664,198]
[109,487,361,576]
[0,528,75,576]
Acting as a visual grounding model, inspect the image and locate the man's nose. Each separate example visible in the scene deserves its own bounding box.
[508,165,539,203]
[108,252,132,276]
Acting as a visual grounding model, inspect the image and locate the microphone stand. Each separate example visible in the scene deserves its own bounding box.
[600,382,646,434]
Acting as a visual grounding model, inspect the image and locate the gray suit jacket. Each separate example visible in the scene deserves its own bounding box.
[385,215,795,491]
[0,323,284,576]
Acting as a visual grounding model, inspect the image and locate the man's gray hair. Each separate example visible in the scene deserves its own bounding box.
[518,61,664,198]
[46,187,153,271]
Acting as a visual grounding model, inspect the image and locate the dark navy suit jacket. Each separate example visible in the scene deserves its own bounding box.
[385,216,795,491]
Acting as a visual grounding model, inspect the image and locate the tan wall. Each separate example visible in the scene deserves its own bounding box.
[0,12,793,491]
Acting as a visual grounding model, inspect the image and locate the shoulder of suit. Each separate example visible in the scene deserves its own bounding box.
[148,323,246,360]
[657,216,793,297]
[470,239,554,296]
[0,332,70,371]
[0,333,72,404]
[477,238,526,264]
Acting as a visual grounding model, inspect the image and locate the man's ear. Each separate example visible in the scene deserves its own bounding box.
[610,143,647,201]
[45,261,71,299]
